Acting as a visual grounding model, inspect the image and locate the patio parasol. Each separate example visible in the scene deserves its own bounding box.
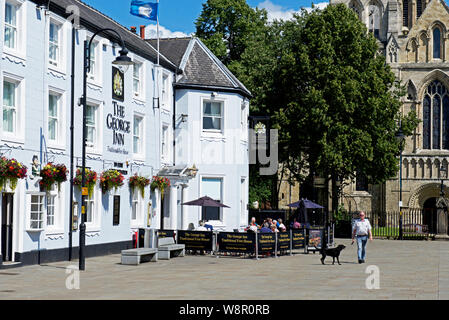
[287,199,324,226]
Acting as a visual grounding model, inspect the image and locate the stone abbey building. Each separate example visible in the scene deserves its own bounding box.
[331,0,449,227]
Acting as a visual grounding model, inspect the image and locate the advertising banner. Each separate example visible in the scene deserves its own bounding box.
[277,232,291,251]
[157,230,175,239]
[257,233,276,254]
[308,228,324,249]
[177,230,213,251]
[292,229,306,250]
[217,232,255,253]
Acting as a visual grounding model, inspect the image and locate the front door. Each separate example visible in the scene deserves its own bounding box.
[1,193,14,262]
[423,197,438,234]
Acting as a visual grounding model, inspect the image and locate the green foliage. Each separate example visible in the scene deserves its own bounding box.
[273,5,419,186]
[248,165,273,208]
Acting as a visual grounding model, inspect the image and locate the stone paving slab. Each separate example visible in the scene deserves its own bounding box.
[0,238,448,300]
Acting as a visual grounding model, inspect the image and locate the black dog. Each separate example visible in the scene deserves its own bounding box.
[319,245,346,265]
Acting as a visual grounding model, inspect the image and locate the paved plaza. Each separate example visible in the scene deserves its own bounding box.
[1,238,449,300]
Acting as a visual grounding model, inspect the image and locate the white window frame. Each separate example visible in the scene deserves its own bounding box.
[133,60,145,99]
[45,184,64,234]
[26,192,46,232]
[3,0,26,59]
[2,73,24,143]
[201,98,225,136]
[47,14,66,74]
[161,124,170,163]
[161,73,170,109]
[241,99,248,141]
[131,190,144,227]
[200,176,225,222]
[133,114,145,158]
[47,87,65,149]
[85,186,101,231]
[48,21,61,67]
[83,32,103,88]
[85,99,103,155]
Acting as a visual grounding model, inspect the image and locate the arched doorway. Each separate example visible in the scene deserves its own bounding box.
[423,197,438,234]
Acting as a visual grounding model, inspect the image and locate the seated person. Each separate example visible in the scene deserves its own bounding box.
[270,224,279,233]
[195,220,208,231]
[291,218,301,229]
[278,219,286,232]
[260,225,272,233]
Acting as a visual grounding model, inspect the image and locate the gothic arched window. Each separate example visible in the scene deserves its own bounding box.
[417,0,423,18]
[368,2,381,39]
[433,27,442,59]
[403,0,409,27]
[423,80,449,150]
[349,1,362,20]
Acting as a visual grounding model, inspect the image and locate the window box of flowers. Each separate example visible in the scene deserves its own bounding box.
[73,168,97,198]
[0,157,27,192]
[129,174,150,198]
[39,163,68,192]
[150,176,170,199]
[100,169,124,194]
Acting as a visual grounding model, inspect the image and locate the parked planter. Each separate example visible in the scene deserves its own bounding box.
[129,174,150,198]
[73,168,98,198]
[150,176,170,200]
[100,169,125,194]
[39,163,68,192]
[0,157,27,192]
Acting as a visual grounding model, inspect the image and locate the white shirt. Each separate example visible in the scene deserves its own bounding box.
[195,226,208,231]
[353,219,372,236]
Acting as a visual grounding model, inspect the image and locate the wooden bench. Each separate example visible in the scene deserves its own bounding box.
[158,237,185,260]
[121,248,158,265]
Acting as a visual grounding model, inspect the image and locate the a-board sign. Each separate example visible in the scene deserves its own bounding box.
[308,228,324,249]
[217,232,255,253]
[277,232,291,251]
[177,230,213,251]
[258,233,276,253]
[292,229,306,249]
[157,230,175,239]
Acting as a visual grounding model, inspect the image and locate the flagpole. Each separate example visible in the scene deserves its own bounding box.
[157,0,160,66]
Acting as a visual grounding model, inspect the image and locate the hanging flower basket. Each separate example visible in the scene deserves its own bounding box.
[100,169,125,194]
[73,168,97,198]
[0,157,27,192]
[150,176,170,199]
[129,174,150,198]
[39,163,68,192]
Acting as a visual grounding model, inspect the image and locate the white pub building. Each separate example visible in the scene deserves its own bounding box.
[0,0,250,267]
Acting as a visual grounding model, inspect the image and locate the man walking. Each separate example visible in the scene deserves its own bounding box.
[351,211,373,264]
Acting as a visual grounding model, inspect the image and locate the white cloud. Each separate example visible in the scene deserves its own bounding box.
[256,0,329,21]
[145,24,191,39]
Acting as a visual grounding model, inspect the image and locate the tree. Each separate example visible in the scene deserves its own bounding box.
[195,0,268,69]
[273,5,419,213]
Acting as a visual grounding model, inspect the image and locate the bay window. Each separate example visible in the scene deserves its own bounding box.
[28,194,45,231]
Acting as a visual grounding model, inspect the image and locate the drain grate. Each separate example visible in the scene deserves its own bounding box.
[0,290,15,293]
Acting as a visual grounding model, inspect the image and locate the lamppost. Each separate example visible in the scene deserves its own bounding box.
[439,166,446,199]
[79,29,133,271]
[395,126,405,240]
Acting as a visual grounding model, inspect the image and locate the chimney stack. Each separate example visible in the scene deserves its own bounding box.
[130,26,137,34]
[140,25,146,40]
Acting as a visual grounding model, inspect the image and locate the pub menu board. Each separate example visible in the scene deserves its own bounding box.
[177,230,213,251]
[277,232,291,251]
[257,233,276,254]
[291,229,306,250]
[308,229,324,249]
[217,232,255,253]
[157,230,176,239]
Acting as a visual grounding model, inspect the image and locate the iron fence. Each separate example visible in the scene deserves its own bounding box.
[342,208,434,240]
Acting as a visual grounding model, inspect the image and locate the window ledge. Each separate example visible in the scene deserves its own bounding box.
[133,154,145,161]
[48,66,67,78]
[133,96,146,105]
[26,229,44,233]
[48,144,66,152]
[87,80,103,90]
[87,148,103,157]
[2,50,26,65]
[1,135,25,145]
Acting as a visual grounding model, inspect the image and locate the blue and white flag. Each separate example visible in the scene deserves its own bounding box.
[130,1,158,21]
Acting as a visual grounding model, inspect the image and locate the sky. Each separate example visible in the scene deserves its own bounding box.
[82,0,329,38]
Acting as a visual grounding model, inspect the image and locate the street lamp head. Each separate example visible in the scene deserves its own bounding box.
[395,127,406,152]
[112,47,134,73]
